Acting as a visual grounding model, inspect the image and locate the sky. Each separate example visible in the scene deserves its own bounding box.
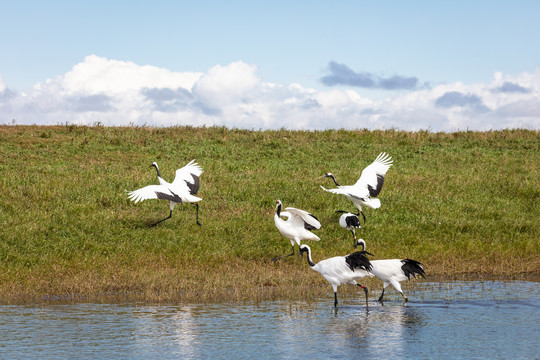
[1,0,539,131]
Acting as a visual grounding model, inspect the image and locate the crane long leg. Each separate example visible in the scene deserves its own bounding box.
[272,245,295,262]
[357,284,369,309]
[357,211,366,224]
[351,230,357,247]
[378,288,385,303]
[401,292,408,306]
[194,203,201,227]
[334,292,338,309]
[151,210,172,227]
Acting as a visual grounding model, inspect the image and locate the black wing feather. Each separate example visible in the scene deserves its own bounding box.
[155,190,182,203]
[345,251,372,272]
[304,222,317,231]
[345,215,361,228]
[367,174,385,197]
[304,213,320,231]
[185,174,200,195]
[401,259,426,280]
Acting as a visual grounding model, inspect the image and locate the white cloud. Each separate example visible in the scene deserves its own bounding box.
[1,55,539,131]
[58,55,202,95]
[192,61,261,109]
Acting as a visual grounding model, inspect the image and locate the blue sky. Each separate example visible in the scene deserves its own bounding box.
[1,0,539,130]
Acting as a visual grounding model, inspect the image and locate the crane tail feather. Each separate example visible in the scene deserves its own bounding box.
[345,251,373,272]
[401,259,426,280]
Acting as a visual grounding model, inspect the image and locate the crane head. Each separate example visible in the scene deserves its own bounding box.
[299,244,310,258]
[275,200,283,215]
[354,239,373,256]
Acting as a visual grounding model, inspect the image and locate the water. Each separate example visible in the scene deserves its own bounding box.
[0,280,538,359]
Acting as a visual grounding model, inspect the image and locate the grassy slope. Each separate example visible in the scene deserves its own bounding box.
[0,125,538,303]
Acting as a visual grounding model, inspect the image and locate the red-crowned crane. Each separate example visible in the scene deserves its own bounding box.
[336,210,362,247]
[273,200,321,262]
[127,160,203,227]
[299,244,373,309]
[320,152,393,223]
[356,239,426,305]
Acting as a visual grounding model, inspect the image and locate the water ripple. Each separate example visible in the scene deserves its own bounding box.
[0,280,538,359]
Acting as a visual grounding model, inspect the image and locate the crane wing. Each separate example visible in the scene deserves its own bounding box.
[285,207,321,230]
[354,152,393,197]
[342,213,361,228]
[345,251,373,272]
[321,185,351,196]
[401,259,426,280]
[127,185,186,203]
[278,211,291,220]
[172,160,203,195]
[320,185,365,200]
[126,185,169,203]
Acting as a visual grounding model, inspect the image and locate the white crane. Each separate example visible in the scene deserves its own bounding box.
[127,160,203,227]
[336,210,362,247]
[299,244,373,309]
[320,152,393,223]
[272,200,321,262]
[356,239,426,305]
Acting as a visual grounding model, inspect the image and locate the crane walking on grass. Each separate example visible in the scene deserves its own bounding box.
[273,200,321,262]
[356,239,426,305]
[127,160,203,227]
[299,244,373,309]
[320,152,393,223]
[337,210,362,247]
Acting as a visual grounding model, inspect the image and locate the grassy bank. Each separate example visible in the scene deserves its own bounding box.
[0,125,538,303]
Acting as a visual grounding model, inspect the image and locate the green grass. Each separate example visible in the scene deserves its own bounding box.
[0,125,538,303]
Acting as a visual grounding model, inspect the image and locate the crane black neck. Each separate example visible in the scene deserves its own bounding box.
[355,240,367,252]
[276,203,282,217]
[152,164,162,179]
[301,247,316,267]
[306,253,315,267]
[329,174,340,187]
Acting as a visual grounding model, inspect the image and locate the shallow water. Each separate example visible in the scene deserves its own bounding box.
[0,280,538,359]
